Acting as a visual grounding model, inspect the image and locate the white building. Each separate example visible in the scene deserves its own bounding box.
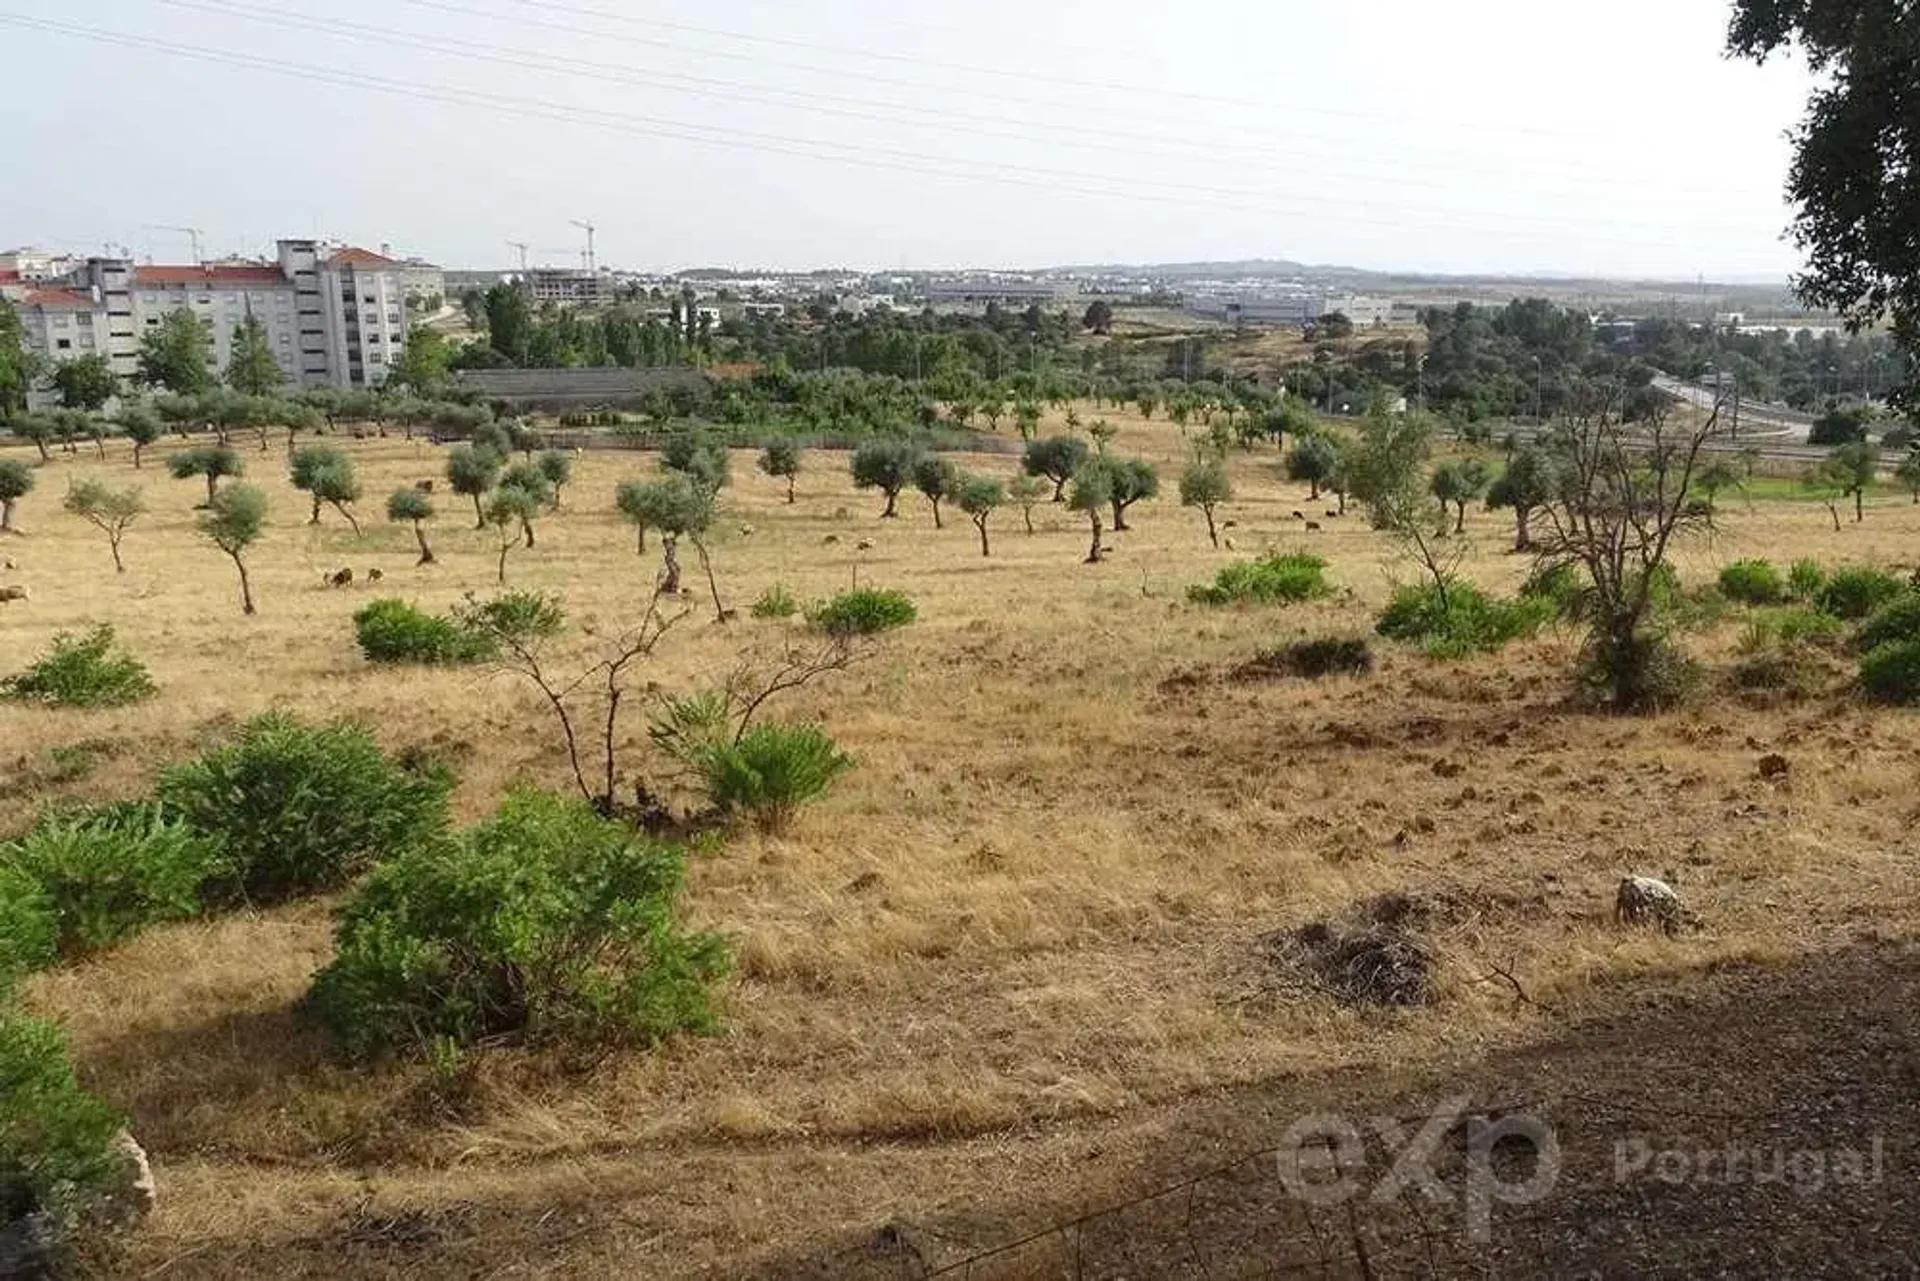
[12,239,430,403]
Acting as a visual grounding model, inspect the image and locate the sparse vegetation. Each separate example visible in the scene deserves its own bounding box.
[751,583,800,619]
[1,625,156,708]
[807,587,917,637]
[685,722,855,833]
[1718,559,1788,605]
[62,479,143,572]
[1375,581,1554,657]
[1186,552,1331,606]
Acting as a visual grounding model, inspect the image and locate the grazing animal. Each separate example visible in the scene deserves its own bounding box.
[2,557,15,570]
[823,534,842,545]
[1325,509,1340,518]
[413,479,434,493]
[1304,521,1322,532]
[855,538,875,552]
[1291,510,1306,520]
[367,567,384,583]
[1613,876,1690,934]
[1223,537,1236,551]
[1221,519,1237,529]
[327,567,354,588]
[0,585,27,603]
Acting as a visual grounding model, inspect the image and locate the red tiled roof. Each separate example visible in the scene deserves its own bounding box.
[325,247,402,268]
[133,264,288,286]
[21,289,94,309]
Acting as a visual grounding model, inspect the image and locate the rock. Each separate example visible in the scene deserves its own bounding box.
[1613,876,1691,934]
[1758,753,1790,780]
[0,1211,59,1278]
[96,1130,157,1228]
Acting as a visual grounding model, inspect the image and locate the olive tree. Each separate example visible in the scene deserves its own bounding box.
[483,487,540,584]
[1178,458,1232,547]
[1022,435,1090,501]
[447,443,502,529]
[1007,474,1046,534]
[1485,445,1557,552]
[1819,440,1880,526]
[1106,456,1159,531]
[850,439,922,518]
[198,483,268,614]
[1344,411,1461,608]
[616,479,655,552]
[117,403,162,469]
[1429,457,1490,534]
[499,461,556,547]
[628,474,725,620]
[168,443,244,507]
[757,438,802,503]
[62,478,143,571]
[537,449,572,509]
[1286,434,1338,499]
[912,454,959,529]
[957,473,1004,557]
[386,488,436,565]
[1067,460,1113,564]
[0,458,35,533]
[290,445,362,533]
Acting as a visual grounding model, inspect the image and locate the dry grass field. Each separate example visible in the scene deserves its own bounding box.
[5,405,1920,1276]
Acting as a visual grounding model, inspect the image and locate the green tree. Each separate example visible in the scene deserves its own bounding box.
[136,309,214,393]
[850,439,922,518]
[168,443,244,507]
[1178,458,1233,547]
[1897,448,1920,503]
[956,473,1004,557]
[1007,473,1046,534]
[484,487,540,583]
[1082,300,1115,334]
[1013,400,1043,440]
[1286,434,1339,500]
[757,438,802,503]
[1729,4,1920,410]
[616,479,654,552]
[0,458,34,534]
[62,478,144,572]
[912,455,959,528]
[500,461,557,546]
[1693,457,1744,521]
[225,314,283,396]
[537,449,573,508]
[1809,404,1871,445]
[1067,460,1113,563]
[1485,445,1557,552]
[1344,412,1459,607]
[49,353,119,411]
[386,487,437,564]
[447,443,503,528]
[1819,440,1881,525]
[290,445,354,525]
[1429,457,1490,534]
[198,483,268,614]
[0,298,39,414]
[394,324,454,394]
[9,412,55,463]
[483,282,534,365]
[1022,435,1090,502]
[1105,456,1159,531]
[116,402,162,469]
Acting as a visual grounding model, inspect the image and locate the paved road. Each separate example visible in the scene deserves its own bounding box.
[1653,375,1814,441]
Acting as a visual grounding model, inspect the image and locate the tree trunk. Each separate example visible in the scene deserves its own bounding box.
[1084,512,1104,564]
[110,538,124,573]
[1828,502,1841,532]
[1454,501,1466,534]
[1514,505,1532,553]
[521,515,535,548]
[1022,506,1034,534]
[32,439,49,463]
[93,436,105,460]
[335,503,362,537]
[1337,489,1347,514]
[1111,499,1131,532]
[414,522,435,565]
[205,473,219,506]
[693,535,726,622]
[661,536,682,593]
[231,553,255,615]
[1308,479,1320,499]
[786,475,796,504]
[882,490,898,518]
[1051,476,1067,501]
[472,491,486,529]
[309,495,323,525]
[0,498,14,532]
[1203,505,1219,548]
[497,539,511,584]
[930,498,943,529]
[1855,488,1864,523]
[975,515,990,557]
[132,443,144,470]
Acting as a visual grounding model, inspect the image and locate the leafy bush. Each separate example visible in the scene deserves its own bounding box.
[751,583,799,619]
[1,1004,126,1240]
[157,714,453,905]
[353,599,491,665]
[0,804,223,960]
[1243,637,1375,679]
[808,588,917,637]
[309,789,730,1060]
[1518,562,1585,619]
[0,864,56,985]
[1186,553,1332,606]
[1857,592,1920,653]
[1817,566,1905,620]
[1787,559,1827,601]
[1718,559,1787,606]
[1741,606,1846,653]
[1375,582,1555,657]
[1578,633,1699,710]
[693,722,854,833]
[1,626,156,708]
[1861,640,1920,704]
[451,590,565,646]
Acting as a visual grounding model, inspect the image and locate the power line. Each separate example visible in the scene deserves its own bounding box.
[158,0,1751,206]
[0,11,1762,252]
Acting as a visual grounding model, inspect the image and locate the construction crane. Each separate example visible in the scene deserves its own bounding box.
[570,219,596,272]
[505,240,530,272]
[141,224,204,261]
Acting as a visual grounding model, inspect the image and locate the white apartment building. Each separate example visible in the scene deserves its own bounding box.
[11,239,431,405]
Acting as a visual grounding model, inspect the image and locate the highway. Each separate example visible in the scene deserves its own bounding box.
[1651,375,1813,441]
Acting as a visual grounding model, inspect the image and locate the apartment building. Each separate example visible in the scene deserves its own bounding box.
[12,239,432,405]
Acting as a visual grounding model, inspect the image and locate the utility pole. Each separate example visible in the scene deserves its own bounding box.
[143,225,204,261]
[570,219,597,272]
[505,240,529,272]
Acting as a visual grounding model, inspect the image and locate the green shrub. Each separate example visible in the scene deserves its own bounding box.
[309,789,730,1060]
[0,1004,126,1240]
[1861,640,1920,704]
[751,583,799,619]
[1858,593,1920,653]
[453,590,565,645]
[1578,633,1699,710]
[1375,582,1554,658]
[1787,559,1827,601]
[1186,553,1332,606]
[0,804,223,960]
[0,626,156,708]
[1518,562,1585,619]
[1718,559,1786,605]
[353,599,491,665]
[0,864,56,985]
[807,588,917,637]
[1741,607,1846,652]
[1242,637,1375,679]
[694,722,854,832]
[157,714,453,905]
[1817,566,1905,620]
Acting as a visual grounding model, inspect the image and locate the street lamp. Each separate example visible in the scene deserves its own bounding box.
[1531,356,1543,422]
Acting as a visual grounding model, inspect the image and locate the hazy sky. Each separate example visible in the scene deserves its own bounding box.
[0,0,1814,278]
